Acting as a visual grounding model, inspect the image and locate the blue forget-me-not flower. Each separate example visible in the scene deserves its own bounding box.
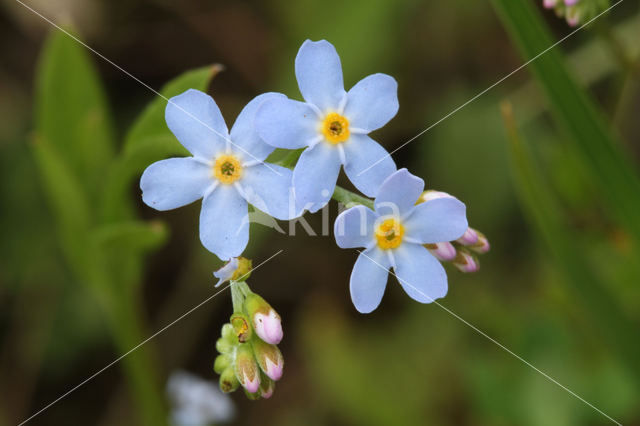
[140,90,297,260]
[255,39,398,213]
[334,169,468,313]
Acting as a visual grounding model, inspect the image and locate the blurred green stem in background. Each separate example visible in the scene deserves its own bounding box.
[491,0,640,244]
[502,101,640,387]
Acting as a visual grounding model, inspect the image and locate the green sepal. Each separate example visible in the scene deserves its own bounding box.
[230,312,253,343]
[219,366,240,393]
[214,354,233,374]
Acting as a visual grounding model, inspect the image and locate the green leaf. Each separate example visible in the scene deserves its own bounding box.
[491,0,640,242]
[123,65,223,155]
[92,220,169,253]
[30,136,92,280]
[34,29,115,202]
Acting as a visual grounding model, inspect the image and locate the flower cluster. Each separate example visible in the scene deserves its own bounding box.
[420,190,490,273]
[213,265,284,399]
[542,0,610,26]
[140,39,489,399]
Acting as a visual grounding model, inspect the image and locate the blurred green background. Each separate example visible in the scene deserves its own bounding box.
[1,0,639,425]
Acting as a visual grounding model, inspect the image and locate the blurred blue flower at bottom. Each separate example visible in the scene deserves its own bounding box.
[167,370,235,425]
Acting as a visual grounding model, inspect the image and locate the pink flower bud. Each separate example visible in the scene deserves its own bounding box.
[245,293,283,344]
[253,310,283,345]
[543,0,558,8]
[259,375,275,399]
[426,242,457,262]
[234,345,260,393]
[566,15,579,26]
[564,0,579,6]
[252,338,284,381]
[456,228,479,246]
[470,232,490,254]
[453,250,480,273]
[419,190,455,203]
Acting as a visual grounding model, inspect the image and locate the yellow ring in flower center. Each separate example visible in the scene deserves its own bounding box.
[321,112,350,144]
[213,154,243,184]
[375,218,404,250]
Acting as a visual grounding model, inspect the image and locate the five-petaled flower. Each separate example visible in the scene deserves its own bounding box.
[140,90,298,260]
[334,169,468,313]
[255,39,399,213]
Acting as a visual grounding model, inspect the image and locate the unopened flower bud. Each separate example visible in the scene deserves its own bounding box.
[453,249,480,273]
[543,0,558,8]
[219,366,240,393]
[245,293,283,344]
[243,388,261,401]
[251,337,284,381]
[216,337,233,355]
[234,344,260,393]
[425,242,457,261]
[214,354,232,374]
[418,190,455,203]
[220,323,236,342]
[259,373,275,399]
[566,9,580,26]
[456,228,479,246]
[230,312,252,343]
[216,324,238,354]
[469,231,490,254]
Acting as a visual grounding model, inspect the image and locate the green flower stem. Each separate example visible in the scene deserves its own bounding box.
[230,281,251,312]
[332,186,374,209]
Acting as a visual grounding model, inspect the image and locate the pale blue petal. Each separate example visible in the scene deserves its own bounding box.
[255,97,319,150]
[334,205,378,249]
[374,169,424,216]
[393,243,447,303]
[165,89,229,159]
[230,93,286,162]
[350,248,390,314]
[293,143,341,213]
[295,40,346,111]
[343,134,397,198]
[404,198,468,244]
[240,163,296,220]
[140,158,211,211]
[199,185,249,260]
[213,257,239,287]
[344,74,399,132]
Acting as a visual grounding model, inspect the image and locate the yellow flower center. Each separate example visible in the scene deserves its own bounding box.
[213,154,243,184]
[375,218,405,250]
[321,112,350,144]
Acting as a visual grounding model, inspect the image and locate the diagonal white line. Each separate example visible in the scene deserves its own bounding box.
[356,249,622,425]
[17,250,284,426]
[356,0,625,177]
[14,0,282,176]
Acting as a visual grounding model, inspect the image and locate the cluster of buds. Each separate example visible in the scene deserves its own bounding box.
[542,0,610,27]
[213,260,284,400]
[419,191,490,273]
